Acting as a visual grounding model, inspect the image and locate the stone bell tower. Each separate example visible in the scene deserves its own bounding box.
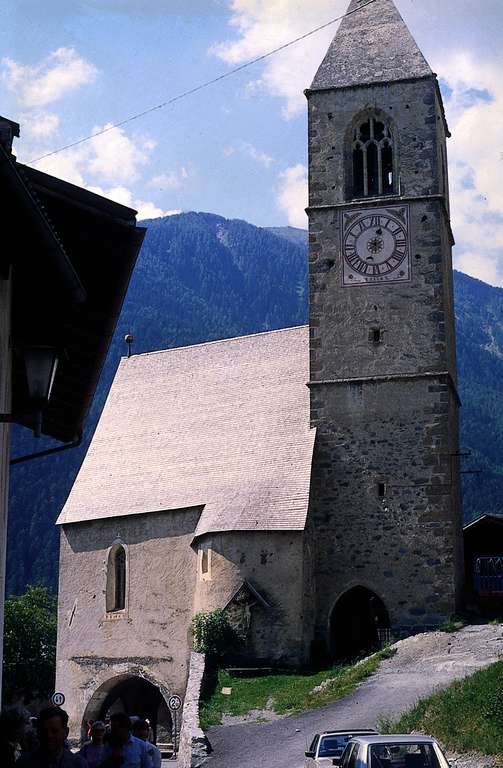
[306,0,464,658]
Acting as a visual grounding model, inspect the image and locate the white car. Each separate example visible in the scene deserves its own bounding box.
[335,734,451,768]
[305,730,378,766]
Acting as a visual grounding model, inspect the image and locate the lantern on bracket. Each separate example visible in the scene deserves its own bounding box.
[0,345,59,437]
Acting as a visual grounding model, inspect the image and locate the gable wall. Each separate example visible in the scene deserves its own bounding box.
[194,531,307,665]
[56,507,201,738]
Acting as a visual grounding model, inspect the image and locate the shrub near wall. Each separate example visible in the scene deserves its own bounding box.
[192,610,240,658]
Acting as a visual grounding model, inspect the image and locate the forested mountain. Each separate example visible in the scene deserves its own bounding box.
[7,212,503,594]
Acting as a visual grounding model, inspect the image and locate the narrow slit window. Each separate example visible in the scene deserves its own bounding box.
[378,482,387,498]
[114,547,126,610]
[106,544,127,612]
[199,545,212,581]
[370,328,383,345]
[352,116,395,199]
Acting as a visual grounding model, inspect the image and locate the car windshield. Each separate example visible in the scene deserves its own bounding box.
[318,735,349,757]
[370,743,440,768]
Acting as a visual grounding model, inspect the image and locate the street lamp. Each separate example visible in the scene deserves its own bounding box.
[0,346,59,437]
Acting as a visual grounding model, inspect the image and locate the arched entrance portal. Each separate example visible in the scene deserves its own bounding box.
[82,675,172,745]
[330,586,390,661]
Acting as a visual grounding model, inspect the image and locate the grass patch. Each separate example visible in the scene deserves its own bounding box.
[200,646,396,729]
[438,616,465,633]
[380,660,503,759]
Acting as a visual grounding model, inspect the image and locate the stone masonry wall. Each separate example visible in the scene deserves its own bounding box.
[179,652,209,768]
[307,75,463,648]
[194,531,307,666]
[56,507,201,739]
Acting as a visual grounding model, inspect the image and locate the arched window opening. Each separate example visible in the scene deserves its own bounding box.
[352,116,395,199]
[114,547,126,610]
[106,544,127,612]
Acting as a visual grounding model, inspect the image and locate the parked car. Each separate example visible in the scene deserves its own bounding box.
[305,730,378,766]
[335,734,450,768]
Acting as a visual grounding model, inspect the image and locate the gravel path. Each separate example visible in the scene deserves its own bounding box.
[206,625,503,768]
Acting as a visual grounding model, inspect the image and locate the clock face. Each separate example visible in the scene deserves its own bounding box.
[341,205,411,286]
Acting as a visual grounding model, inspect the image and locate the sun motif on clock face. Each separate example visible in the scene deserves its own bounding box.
[341,205,411,286]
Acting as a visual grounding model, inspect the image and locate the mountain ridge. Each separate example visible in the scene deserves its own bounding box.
[7,211,503,594]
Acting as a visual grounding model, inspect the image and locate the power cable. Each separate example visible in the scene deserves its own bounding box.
[28,0,377,165]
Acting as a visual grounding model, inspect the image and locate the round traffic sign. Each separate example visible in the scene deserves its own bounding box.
[51,692,66,707]
[168,694,182,711]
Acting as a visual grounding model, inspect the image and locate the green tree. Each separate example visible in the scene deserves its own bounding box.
[3,585,57,705]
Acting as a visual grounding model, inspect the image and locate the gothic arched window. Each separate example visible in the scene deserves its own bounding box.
[106,544,127,612]
[352,116,395,199]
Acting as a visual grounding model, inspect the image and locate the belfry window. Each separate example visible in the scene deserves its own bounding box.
[106,544,127,612]
[352,117,395,198]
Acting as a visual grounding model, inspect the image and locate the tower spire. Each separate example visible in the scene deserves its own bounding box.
[311,0,432,91]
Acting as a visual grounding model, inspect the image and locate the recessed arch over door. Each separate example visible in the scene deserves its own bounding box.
[329,586,390,661]
[82,674,172,746]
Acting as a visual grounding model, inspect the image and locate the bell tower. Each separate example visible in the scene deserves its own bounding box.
[306,0,464,657]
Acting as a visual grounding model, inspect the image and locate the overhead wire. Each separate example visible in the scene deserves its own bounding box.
[28,0,377,165]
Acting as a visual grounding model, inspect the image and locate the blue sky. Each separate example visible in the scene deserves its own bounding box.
[1,0,503,285]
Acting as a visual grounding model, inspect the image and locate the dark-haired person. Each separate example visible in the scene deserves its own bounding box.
[78,721,106,768]
[100,713,150,768]
[16,706,88,768]
[131,720,161,768]
[0,706,30,767]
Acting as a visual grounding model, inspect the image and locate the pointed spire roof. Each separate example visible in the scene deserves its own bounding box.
[311,0,432,91]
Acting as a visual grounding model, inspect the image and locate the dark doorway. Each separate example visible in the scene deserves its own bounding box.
[83,675,172,745]
[330,586,390,661]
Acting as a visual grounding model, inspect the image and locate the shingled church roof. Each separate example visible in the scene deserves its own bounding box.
[311,0,432,91]
[57,326,315,537]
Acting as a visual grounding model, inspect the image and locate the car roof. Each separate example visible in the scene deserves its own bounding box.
[351,735,436,745]
[319,730,377,737]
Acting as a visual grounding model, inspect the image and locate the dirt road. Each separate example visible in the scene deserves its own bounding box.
[207,625,503,768]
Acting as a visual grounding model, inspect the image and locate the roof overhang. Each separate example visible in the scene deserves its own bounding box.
[4,152,145,442]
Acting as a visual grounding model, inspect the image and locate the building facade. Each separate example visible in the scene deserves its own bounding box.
[0,114,144,702]
[55,0,464,742]
[306,0,464,659]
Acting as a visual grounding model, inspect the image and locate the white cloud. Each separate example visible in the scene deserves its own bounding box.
[455,252,501,287]
[87,184,180,219]
[223,140,274,167]
[87,124,155,184]
[33,123,156,186]
[21,112,60,138]
[148,167,189,190]
[213,0,345,118]
[440,53,503,286]
[27,124,168,220]
[277,164,307,227]
[2,47,97,108]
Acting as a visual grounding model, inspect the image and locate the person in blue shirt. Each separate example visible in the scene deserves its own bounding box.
[78,721,106,768]
[100,713,150,768]
[131,720,161,768]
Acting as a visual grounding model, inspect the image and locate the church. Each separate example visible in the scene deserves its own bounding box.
[55,0,465,741]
